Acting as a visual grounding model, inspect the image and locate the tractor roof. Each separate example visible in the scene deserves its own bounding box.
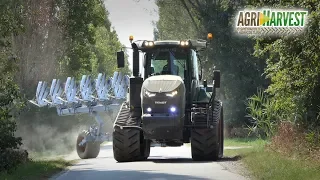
[130,39,210,52]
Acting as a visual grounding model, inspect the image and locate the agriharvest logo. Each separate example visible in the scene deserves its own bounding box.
[235,9,308,36]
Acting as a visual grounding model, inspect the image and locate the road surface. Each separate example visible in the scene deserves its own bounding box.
[52,144,249,180]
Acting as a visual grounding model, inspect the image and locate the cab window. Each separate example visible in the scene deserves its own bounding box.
[149,50,187,80]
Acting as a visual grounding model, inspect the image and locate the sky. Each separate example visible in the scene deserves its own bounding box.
[103,0,159,71]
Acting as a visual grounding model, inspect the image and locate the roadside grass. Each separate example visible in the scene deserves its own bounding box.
[0,158,76,180]
[224,138,320,180]
[28,151,69,160]
[224,137,263,147]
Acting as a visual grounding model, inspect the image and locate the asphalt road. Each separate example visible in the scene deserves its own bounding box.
[52,144,249,180]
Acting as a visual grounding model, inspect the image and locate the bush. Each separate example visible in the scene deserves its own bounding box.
[228,127,258,138]
[245,89,280,138]
[0,148,28,173]
[268,121,320,161]
[0,119,28,173]
[0,61,27,172]
[0,102,27,173]
[0,119,22,150]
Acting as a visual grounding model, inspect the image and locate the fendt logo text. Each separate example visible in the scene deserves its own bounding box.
[235,9,308,36]
[155,101,167,105]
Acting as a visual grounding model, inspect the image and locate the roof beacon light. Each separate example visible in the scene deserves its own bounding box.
[129,35,134,43]
[207,33,213,40]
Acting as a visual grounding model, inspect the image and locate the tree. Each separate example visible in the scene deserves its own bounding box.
[0,0,131,163]
[250,0,320,131]
[154,0,199,40]
[155,0,268,129]
[0,0,27,172]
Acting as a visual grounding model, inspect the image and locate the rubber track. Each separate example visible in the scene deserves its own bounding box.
[191,100,222,161]
[113,102,139,126]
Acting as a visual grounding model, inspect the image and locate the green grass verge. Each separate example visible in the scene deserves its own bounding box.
[225,138,320,180]
[0,159,75,180]
[224,137,264,147]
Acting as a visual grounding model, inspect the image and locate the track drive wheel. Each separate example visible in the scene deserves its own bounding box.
[113,126,151,162]
[113,103,149,162]
[113,127,142,162]
[191,100,223,161]
[76,130,101,159]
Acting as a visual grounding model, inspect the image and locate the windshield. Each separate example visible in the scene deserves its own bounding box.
[148,49,187,79]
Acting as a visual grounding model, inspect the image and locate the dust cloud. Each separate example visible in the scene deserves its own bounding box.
[15,106,119,160]
[17,124,87,159]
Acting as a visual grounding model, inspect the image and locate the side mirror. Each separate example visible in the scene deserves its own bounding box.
[117,51,125,68]
[213,70,220,88]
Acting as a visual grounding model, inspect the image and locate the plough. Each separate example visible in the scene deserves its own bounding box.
[28,72,129,159]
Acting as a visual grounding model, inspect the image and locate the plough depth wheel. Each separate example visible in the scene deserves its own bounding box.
[76,130,101,159]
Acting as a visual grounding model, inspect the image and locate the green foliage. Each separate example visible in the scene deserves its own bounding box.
[0,58,26,172]
[0,0,130,172]
[0,0,28,172]
[154,0,199,40]
[251,1,320,132]
[305,130,320,148]
[245,89,280,138]
[155,0,268,128]
[155,0,320,140]
[0,159,73,178]
[226,140,320,180]
[0,0,24,39]
[93,26,131,76]
[58,0,130,78]
[0,76,24,151]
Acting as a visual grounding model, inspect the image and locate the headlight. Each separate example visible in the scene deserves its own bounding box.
[144,41,154,47]
[180,40,189,46]
[144,89,156,97]
[166,90,178,97]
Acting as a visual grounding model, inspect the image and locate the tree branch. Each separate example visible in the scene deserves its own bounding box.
[179,0,199,32]
[194,0,201,7]
[186,0,199,10]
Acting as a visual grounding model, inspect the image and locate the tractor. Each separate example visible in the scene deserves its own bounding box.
[113,33,223,162]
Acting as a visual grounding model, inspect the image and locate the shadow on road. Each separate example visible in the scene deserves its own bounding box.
[54,169,212,180]
[218,155,242,162]
[100,145,113,150]
[148,158,212,164]
[145,155,241,164]
[98,144,242,164]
